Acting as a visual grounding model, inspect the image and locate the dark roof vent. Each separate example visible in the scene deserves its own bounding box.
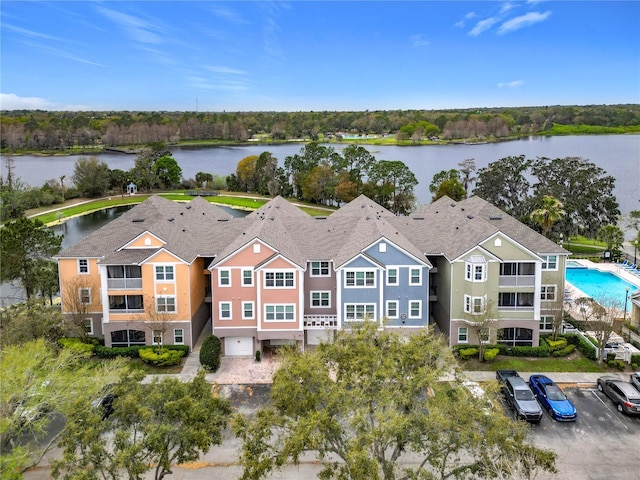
[315,216,327,220]
[186,205,192,209]
[413,216,425,220]
[180,212,183,215]
[366,215,371,220]
[450,203,456,207]
[132,218,145,223]
[467,214,474,219]
[490,215,502,220]
[168,218,174,222]
[217,218,228,222]
[182,229,186,232]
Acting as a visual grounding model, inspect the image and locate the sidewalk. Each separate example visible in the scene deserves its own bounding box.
[460,371,629,385]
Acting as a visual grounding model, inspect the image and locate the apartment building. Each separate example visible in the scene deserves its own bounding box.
[56,194,568,354]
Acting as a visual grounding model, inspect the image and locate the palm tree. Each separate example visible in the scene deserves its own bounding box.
[531,195,565,238]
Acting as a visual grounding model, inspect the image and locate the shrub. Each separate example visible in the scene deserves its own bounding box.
[483,348,500,362]
[607,359,626,371]
[95,345,143,359]
[255,350,261,362]
[200,335,222,371]
[57,337,95,356]
[552,344,576,357]
[631,354,640,365]
[632,363,638,370]
[458,347,479,360]
[546,338,568,352]
[564,334,598,360]
[139,347,185,366]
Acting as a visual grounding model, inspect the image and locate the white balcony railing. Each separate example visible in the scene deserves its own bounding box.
[107,278,143,289]
[304,315,337,329]
[498,275,535,287]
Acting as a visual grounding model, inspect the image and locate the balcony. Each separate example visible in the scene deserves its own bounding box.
[498,275,535,287]
[304,315,337,329]
[107,278,142,289]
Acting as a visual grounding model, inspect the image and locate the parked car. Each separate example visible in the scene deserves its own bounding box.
[496,370,543,423]
[91,386,117,420]
[597,376,640,415]
[528,374,577,421]
[630,372,640,393]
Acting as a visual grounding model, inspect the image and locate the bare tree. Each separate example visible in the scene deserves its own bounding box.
[463,299,497,361]
[590,296,623,363]
[61,276,100,341]
[141,294,174,353]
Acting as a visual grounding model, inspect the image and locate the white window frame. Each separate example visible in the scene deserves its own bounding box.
[387,268,398,286]
[310,291,331,308]
[464,294,485,315]
[345,270,376,288]
[78,259,89,275]
[242,269,253,286]
[242,301,255,320]
[264,270,295,288]
[156,296,176,313]
[155,264,174,281]
[458,326,469,343]
[409,268,422,286]
[264,304,296,322]
[345,303,376,321]
[541,285,557,301]
[218,269,231,287]
[310,261,330,277]
[386,300,399,319]
[465,262,486,282]
[173,328,184,345]
[152,330,163,345]
[541,255,558,271]
[84,318,93,335]
[409,300,422,318]
[379,242,387,252]
[219,302,232,320]
[539,316,554,332]
[79,288,91,305]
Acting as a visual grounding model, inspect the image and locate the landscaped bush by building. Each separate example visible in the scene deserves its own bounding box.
[200,335,222,371]
[564,333,598,360]
[546,338,568,352]
[57,337,95,356]
[139,347,185,366]
[552,344,576,357]
[483,348,500,362]
[607,359,626,371]
[631,354,640,365]
[457,347,479,360]
[95,345,143,358]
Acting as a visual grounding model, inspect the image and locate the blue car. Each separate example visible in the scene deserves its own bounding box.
[529,375,577,421]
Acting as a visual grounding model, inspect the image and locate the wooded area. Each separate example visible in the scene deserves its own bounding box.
[1,104,639,152]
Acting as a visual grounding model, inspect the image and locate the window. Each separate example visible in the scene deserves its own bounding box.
[109,295,143,312]
[311,291,330,308]
[265,271,295,288]
[156,296,176,313]
[345,270,375,287]
[84,318,93,335]
[345,304,376,321]
[78,259,89,274]
[498,292,535,309]
[500,262,535,276]
[458,327,468,343]
[242,302,254,319]
[155,265,174,281]
[174,329,184,344]
[242,269,253,286]
[110,329,146,347]
[410,268,421,285]
[409,300,422,318]
[541,285,557,301]
[379,242,387,252]
[79,288,91,304]
[539,316,554,331]
[311,261,330,276]
[387,268,398,285]
[219,302,232,319]
[265,304,295,322]
[464,295,485,314]
[541,255,558,270]
[386,300,398,318]
[253,243,261,254]
[107,265,142,289]
[152,330,162,345]
[219,269,230,287]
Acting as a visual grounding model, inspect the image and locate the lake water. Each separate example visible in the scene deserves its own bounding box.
[2,135,639,213]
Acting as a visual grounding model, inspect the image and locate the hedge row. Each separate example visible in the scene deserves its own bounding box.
[563,333,598,361]
[95,344,189,359]
[139,347,185,366]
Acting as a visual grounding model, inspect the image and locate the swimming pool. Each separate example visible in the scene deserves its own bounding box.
[565,268,637,311]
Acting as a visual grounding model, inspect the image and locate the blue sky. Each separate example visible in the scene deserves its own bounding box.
[1,1,638,111]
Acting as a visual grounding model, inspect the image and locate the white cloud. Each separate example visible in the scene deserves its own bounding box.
[0,93,88,111]
[469,17,499,36]
[209,6,248,25]
[498,80,524,88]
[2,23,64,42]
[500,2,516,14]
[96,6,163,45]
[206,66,248,75]
[455,11,476,28]
[411,34,430,47]
[498,11,552,34]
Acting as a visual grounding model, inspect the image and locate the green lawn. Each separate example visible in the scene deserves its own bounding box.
[461,355,608,373]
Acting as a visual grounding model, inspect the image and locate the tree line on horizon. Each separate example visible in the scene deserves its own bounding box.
[1,104,639,152]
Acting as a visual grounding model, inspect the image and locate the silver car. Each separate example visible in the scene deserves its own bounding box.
[630,372,640,393]
[597,376,640,415]
[503,376,543,422]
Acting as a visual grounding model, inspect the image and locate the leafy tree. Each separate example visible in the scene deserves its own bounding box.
[72,157,110,197]
[52,370,232,480]
[0,299,67,348]
[367,160,417,214]
[195,171,214,188]
[457,158,477,195]
[531,195,565,238]
[153,155,182,188]
[473,155,532,219]
[341,144,375,196]
[531,157,619,238]
[429,169,460,197]
[597,224,624,252]
[32,259,60,305]
[129,145,168,192]
[234,323,556,480]
[432,177,466,202]
[0,339,127,477]
[284,142,336,199]
[108,168,129,195]
[301,163,336,205]
[236,155,259,192]
[0,217,62,298]
[254,152,279,195]
[0,174,30,220]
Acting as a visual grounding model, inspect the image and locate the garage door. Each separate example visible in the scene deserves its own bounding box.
[224,336,254,356]
[306,329,332,346]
